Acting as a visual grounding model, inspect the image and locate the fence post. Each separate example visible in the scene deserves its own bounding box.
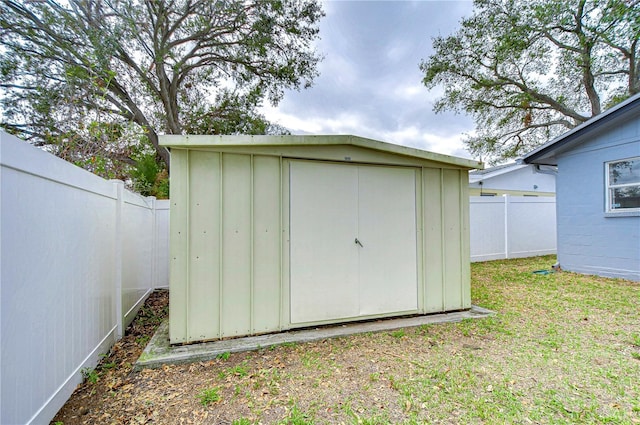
[148,196,157,289]
[504,194,510,259]
[112,180,125,340]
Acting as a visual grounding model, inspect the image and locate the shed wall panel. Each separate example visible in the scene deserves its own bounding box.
[187,151,221,341]
[443,169,464,310]
[169,149,189,343]
[422,168,444,312]
[252,156,282,333]
[459,171,472,308]
[221,154,252,337]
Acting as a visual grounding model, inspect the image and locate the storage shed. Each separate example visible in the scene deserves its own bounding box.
[160,135,483,344]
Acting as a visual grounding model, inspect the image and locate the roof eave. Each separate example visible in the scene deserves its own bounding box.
[522,93,640,165]
[160,134,484,170]
[469,163,528,180]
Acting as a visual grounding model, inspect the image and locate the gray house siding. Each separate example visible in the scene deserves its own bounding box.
[554,117,639,281]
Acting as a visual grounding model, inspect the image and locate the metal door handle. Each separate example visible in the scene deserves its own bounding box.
[355,238,364,247]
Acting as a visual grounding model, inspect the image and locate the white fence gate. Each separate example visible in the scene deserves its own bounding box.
[470,195,557,262]
[0,131,169,425]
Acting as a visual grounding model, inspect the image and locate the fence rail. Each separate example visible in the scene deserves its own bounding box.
[470,195,557,262]
[0,131,169,425]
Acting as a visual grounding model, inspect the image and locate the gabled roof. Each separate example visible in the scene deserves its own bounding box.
[160,134,484,170]
[522,93,640,165]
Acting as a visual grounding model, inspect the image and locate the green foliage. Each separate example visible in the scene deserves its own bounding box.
[81,367,100,384]
[421,0,640,164]
[217,351,231,361]
[229,363,249,377]
[130,152,170,199]
[136,305,166,326]
[184,90,291,136]
[135,335,150,346]
[198,387,222,406]
[81,352,121,384]
[0,0,323,178]
[390,329,406,339]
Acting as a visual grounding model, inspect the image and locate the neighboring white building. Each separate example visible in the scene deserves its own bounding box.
[469,162,556,196]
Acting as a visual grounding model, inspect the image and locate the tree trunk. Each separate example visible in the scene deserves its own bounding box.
[147,129,171,172]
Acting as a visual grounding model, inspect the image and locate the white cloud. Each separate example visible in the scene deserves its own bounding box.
[258,1,478,161]
[392,83,426,101]
[261,103,365,135]
[262,101,475,159]
[318,53,359,87]
[378,125,471,158]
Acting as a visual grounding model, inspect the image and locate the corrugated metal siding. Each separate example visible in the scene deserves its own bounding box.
[252,156,283,333]
[422,167,444,312]
[187,151,220,341]
[220,153,252,338]
[168,149,189,343]
[168,145,472,344]
[169,151,284,343]
[421,167,471,312]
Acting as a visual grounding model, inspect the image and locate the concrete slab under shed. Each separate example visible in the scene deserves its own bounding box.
[134,305,494,370]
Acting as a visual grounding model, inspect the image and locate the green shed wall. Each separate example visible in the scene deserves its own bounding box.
[167,142,471,344]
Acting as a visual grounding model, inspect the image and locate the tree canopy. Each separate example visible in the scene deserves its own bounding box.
[421,0,639,163]
[0,0,323,180]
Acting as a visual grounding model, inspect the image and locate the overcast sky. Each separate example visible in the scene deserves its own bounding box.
[260,0,477,160]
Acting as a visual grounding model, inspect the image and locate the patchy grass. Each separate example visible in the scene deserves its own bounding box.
[197,386,222,406]
[53,256,640,424]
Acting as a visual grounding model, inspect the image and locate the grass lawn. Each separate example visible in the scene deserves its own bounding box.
[53,256,640,424]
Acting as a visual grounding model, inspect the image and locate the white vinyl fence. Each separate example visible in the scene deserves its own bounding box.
[470,195,557,262]
[0,131,169,425]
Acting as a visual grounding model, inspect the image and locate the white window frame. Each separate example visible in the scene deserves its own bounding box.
[605,156,640,213]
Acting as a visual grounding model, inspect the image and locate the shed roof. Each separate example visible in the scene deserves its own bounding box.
[160,134,483,170]
[522,93,640,166]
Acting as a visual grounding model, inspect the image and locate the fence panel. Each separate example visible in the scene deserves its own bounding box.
[154,200,170,289]
[469,197,507,262]
[507,196,557,259]
[0,131,169,425]
[120,187,156,332]
[470,195,556,262]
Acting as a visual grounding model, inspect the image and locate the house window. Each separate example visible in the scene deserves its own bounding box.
[606,157,640,212]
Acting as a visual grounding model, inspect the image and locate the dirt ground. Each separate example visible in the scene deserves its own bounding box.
[51,257,640,424]
[52,290,170,424]
[53,289,417,424]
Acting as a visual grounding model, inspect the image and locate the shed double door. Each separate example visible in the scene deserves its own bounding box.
[290,160,418,324]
